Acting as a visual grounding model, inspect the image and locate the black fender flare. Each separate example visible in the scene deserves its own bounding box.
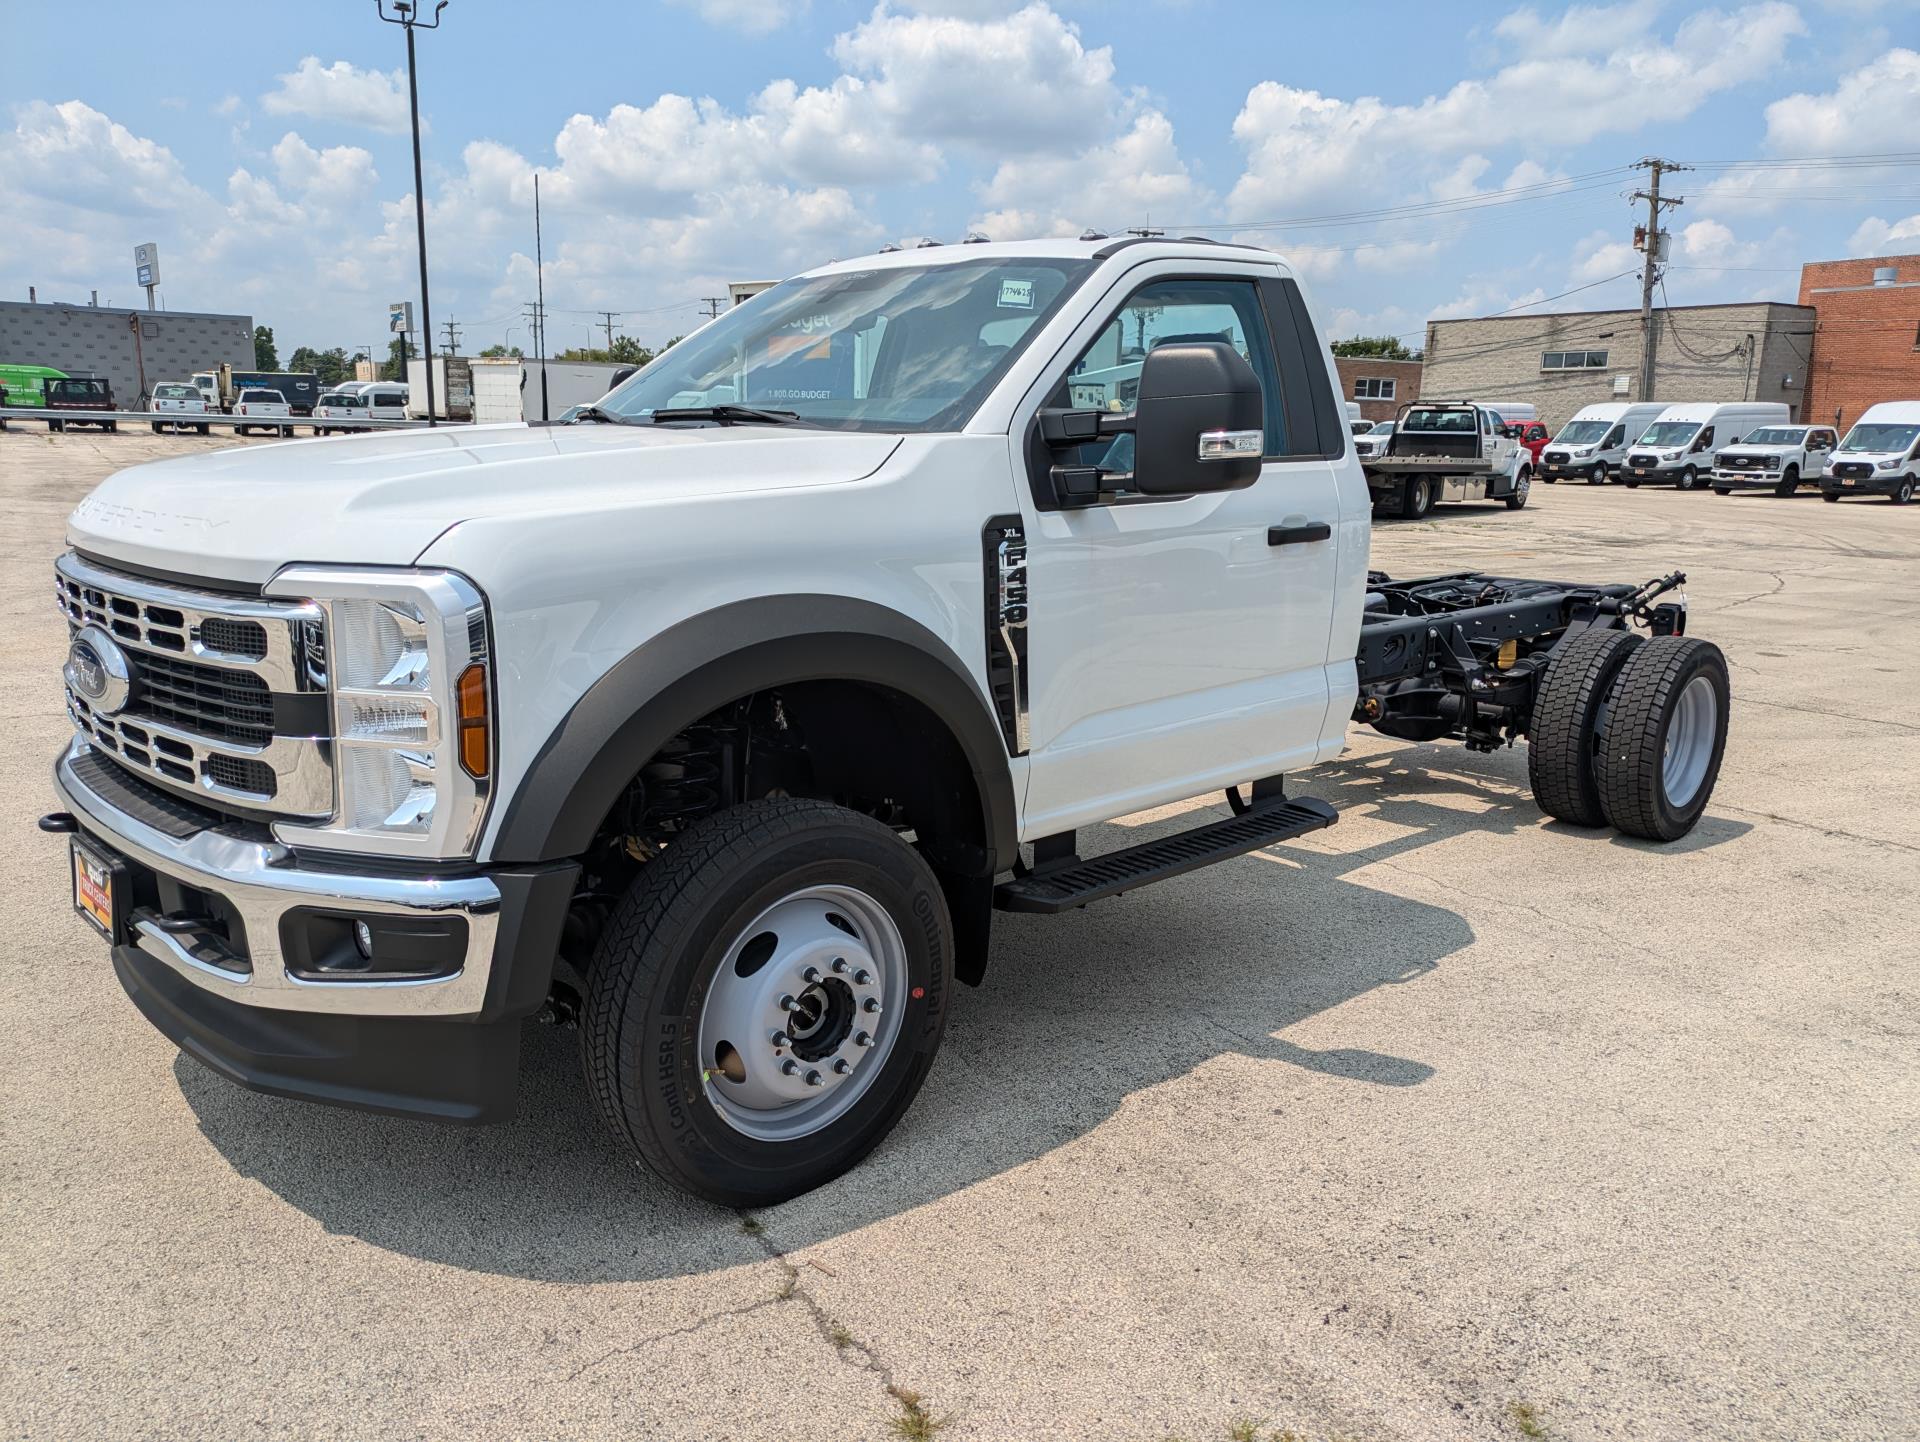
[490,594,1018,873]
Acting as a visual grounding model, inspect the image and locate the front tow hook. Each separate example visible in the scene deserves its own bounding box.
[38,812,78,834]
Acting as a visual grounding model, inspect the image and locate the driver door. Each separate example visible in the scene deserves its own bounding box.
[1008,263,1351,838]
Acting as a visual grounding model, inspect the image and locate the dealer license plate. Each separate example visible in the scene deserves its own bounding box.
[70,838,120,941]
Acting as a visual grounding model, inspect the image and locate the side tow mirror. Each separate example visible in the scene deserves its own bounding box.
[1131,341,1266,495]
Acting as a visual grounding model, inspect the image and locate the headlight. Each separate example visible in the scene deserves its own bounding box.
[1879,458,1900,470]
[264,566,492,859]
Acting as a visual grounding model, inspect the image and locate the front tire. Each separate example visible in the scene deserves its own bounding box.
[1591,461,1609,486]
[1505,469,1531,509]
[1775,466,1799,498]
[583,798,954,1206]
[1895,478,1915,505]
[1822,490,1840,503]
[1676,464,1698,491]
[1595,637,1731,842]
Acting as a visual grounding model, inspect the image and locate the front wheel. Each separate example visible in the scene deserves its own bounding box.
[1894,478,1915,506]
[1505,470,1531,509]
[1822,491,1840,503]
[1713,487,1731,496]
[583,798,954,1206]
[1591,462,1610,486]
[1775,466,1799,498]
[1676,465,1698,491]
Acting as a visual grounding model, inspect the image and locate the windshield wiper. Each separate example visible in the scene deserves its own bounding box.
[568,404,632,425]
[647,404,806,427]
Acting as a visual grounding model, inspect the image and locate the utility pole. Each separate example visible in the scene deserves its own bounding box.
[598,310,618,354]
[441,317,461,356]
[378,0,449,426]
[701,297,725,320]
[1631,156,1689,404]
[534,171,550,422]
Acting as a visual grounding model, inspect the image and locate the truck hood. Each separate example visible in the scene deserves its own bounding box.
[67,422,901,586]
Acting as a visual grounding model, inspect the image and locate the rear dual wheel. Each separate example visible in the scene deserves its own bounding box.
[1529,632,1730,841]
[1399,476,1435,520]
[583,798,953,1206]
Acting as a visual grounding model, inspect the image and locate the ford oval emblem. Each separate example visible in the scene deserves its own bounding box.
[65,625,133,716]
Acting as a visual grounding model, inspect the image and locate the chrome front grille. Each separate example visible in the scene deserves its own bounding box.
[56,552,334,819]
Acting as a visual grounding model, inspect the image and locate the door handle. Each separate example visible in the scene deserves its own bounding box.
[1267,522,1332,546]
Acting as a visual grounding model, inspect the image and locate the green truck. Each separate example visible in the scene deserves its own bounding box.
[0,362,70,409]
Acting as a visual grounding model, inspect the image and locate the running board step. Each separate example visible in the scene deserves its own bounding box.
[993,797,1337,914]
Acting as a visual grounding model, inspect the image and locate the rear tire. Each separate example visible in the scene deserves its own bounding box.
[1595,637,1731,842]
[582,798,954,1206]
[48,420,63,433]
[150,422,162,434]
[1526,628,1644,827]
[197,423,210,435]
[1399,475,1434,520]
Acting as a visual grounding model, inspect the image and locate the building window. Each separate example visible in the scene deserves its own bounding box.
[1354,376,1396,400]
[1542,350,1609,370]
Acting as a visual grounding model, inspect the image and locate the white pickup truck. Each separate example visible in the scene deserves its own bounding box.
[43,238,1728,1204]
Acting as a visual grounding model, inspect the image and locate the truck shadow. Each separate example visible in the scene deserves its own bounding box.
[173,740,1740,1282]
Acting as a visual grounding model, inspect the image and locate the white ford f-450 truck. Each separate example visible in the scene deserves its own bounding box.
[45,238,1729,1204]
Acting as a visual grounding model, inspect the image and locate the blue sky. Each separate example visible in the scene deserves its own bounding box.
[3,0,1917,359]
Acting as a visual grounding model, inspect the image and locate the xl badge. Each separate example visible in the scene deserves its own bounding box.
[65,625,133,716]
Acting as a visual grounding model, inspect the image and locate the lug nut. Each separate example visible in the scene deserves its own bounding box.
[801,965,821,983]
[771,1031,791,1048]
[779,994,798,1012]
[781,1060,799,1077]
[852,968,872,986]
[830,957,848,974]
[862,998,881,1014]
[832,1058,852,1075]
[854,1031,874,1048]
[804,1069,824,1088]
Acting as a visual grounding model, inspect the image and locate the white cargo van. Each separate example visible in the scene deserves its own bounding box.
[1821,400,1920,504]
[1539,402,1666,485]
[1623,403,1789,490]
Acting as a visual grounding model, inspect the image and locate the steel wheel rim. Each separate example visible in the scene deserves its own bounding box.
[1662,674,1718,807]
[697,883,908,1143]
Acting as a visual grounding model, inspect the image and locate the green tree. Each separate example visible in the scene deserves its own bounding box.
[253,325,279,370]
[608,335,653,366]
[479,343,524,359]
[288,346,352,386]
[1331,335,1415,360]
[382,335,413,382]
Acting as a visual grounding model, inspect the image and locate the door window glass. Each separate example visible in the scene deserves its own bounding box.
[1053,278,1287,464]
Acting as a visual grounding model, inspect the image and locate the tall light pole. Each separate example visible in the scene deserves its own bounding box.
[377,0,448,427]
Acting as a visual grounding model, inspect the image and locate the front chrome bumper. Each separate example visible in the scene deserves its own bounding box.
[54,737,501,1017]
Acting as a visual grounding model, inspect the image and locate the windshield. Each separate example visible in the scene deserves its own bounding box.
[1638,421,1699,447]
[1554,420,1610,444]
[320,393,366,408]
[154,384,195,399]
[1838,423,1920,453]
[597,259,1090,431]
[1739,428,1804,446]
[241,390,285,403]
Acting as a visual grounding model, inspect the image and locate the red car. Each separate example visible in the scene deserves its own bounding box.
[1505,421,1551,462]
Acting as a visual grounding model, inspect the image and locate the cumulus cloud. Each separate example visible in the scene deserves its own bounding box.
[0,100,205,217]
[1229,3,1804,222]
[261,57,411,134]
[669,0,802,32]
[972,109,1203,240]
[1848,213,1920,255]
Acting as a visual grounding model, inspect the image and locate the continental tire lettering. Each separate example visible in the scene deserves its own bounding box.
[909,889,945,1044]
[657,1019,687,1132]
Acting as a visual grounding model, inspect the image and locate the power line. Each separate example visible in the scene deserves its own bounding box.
[440,317,461,356]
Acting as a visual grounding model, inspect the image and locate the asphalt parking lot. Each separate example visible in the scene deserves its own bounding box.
[3,428,1916,1442]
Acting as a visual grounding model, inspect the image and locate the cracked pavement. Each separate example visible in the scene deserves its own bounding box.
[2,433,1915,1441]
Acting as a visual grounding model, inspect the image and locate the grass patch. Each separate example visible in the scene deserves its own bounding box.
[828,1321,855,1349]
[884,1386,952,1441]
[1507,1400,1548,1438]
[739,1215,764,1236]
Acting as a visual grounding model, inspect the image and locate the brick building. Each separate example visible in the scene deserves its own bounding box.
[1419,302,1814,432]
[1798,253,1920,431]
[1333,355,1423,421]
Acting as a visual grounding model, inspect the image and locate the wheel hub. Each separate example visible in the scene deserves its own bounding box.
[695,884,905,1142]
[1662,673,1718,806]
